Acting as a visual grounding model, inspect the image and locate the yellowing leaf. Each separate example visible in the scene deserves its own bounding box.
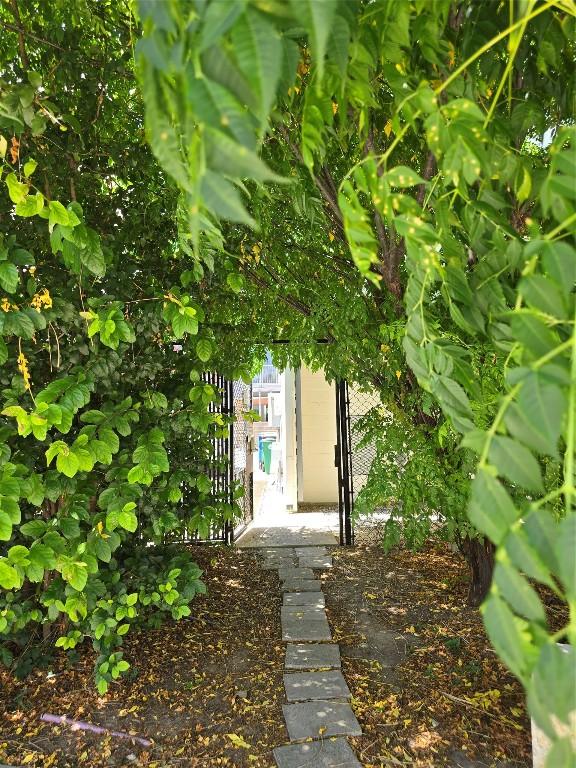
[384,120,393,138]
[227,733,251,749]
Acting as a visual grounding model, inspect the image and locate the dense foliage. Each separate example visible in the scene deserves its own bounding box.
[0,1,574,762]
[135,0,575,762]
[0,0,261,693]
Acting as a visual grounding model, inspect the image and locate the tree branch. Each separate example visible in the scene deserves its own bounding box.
[7,0,29,69]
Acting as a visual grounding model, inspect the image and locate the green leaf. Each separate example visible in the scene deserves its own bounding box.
[230,8,282,130]
[289,0,336,82]
[14,192,44,217]
[5,173,29,204]
[196,338,213,362]
[468,469,519,544]
[493,562,546,623]
[385,166,426,188]
[28,542,55,568]
[171,309,199,338]
[481,593,536,682]
[556,514,576,599]
[60,558,88,591]
[2,310,35,339]
[504,374,566,456]
[93,536,111,563]
[0,262,19,293]
[205,128,286,183]
[0,559,20,590]
[0,511,12,541]
[20,519,47,538]
[201,171,256,226]
[24,159,38,177]
[56,451,80,478]
[519,275,567,318]
[47,200,74,230]
[117,507,138,533]
[488,436,544,492]
[541,241,576,296]
[59,516,80,540]
[528,643,576,744]
[80,245,106,277]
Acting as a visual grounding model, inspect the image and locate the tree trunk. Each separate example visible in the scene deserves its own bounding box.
[459,536,495,607]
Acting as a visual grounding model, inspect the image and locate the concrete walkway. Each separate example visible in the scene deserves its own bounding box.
[236,511,339,548]
[255,546,362,768]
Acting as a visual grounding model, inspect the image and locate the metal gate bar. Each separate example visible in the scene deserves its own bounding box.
[336,380,354,546]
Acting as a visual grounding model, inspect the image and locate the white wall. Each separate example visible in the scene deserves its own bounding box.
[298,366,338,503]
[281,368,298,511]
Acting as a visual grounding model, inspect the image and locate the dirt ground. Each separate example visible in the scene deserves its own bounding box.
[0,542,558,768]
[0,547,286,768]
[322,544,536,768]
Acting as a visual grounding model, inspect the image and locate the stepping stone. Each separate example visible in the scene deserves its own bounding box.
[284,592,325,607]
[282,701,362,741]
[294,547,328,557]
[284,670,351,701]
[285,643,341,670]
[298,556,333,569]
[262,560,294,570]
[282,617,332,642]
[281,606,326,621]
[277,567,315,580]
[282,579,322,592]
[273,737,361,768]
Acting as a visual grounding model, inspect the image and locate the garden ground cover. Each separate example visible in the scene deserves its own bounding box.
[0,547,286,768]
[323,544,566,768]
[0,542,565,768]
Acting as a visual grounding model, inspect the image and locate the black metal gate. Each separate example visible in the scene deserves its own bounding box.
[336,380,381,546]
[169,374,253,545]
[335,380,354,545]
[230,379,254,541]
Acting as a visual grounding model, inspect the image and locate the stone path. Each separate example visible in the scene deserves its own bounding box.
[256,546,362,768]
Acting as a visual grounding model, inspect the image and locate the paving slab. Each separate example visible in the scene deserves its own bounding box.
[281,606,327,621]
[262,560,295,570]
[285,643,341,670]
[281,579,322,592]
[298,556,333,569]
[284,670,351,701]
[283,592,325,607]
[294,547,329,557]
[277,567,315,580]
[273,738,361,768]
[282,701,362,741]
[282,617,332,642]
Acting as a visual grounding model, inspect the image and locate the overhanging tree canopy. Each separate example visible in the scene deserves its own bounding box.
[0,1,574,762]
